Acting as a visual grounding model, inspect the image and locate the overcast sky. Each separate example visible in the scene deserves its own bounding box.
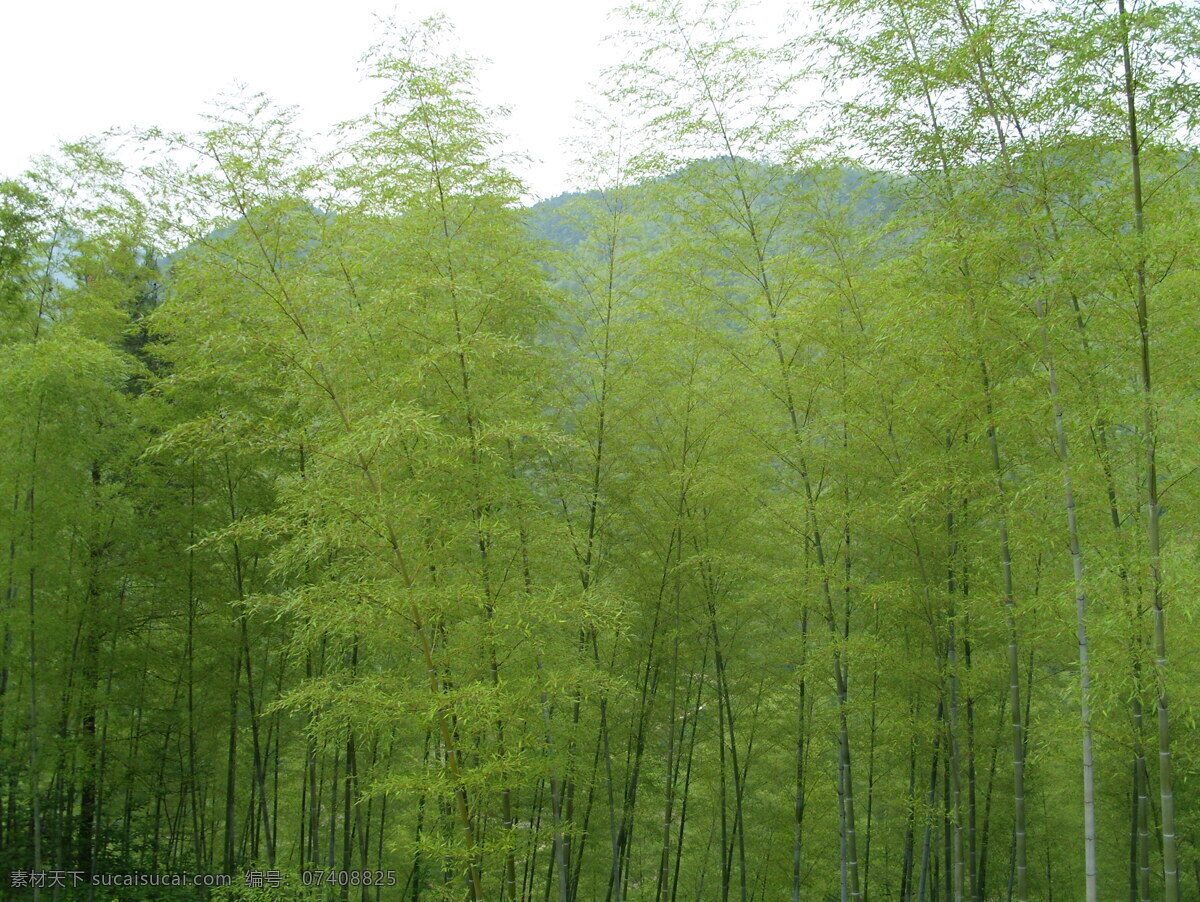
[2,0,796,200]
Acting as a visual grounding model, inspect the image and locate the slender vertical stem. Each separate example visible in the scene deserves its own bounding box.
[1116,4,1178,898]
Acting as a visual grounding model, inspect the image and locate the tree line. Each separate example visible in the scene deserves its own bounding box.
[0,1,1197,900]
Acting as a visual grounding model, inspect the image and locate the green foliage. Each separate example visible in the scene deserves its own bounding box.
[2,6,1199,902]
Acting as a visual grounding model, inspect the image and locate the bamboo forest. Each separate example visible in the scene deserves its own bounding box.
[1,1,1199,899]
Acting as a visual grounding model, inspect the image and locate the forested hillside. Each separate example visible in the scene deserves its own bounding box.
[1,2,1198,900]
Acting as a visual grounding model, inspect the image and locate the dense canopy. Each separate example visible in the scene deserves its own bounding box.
[1,2,1199,901]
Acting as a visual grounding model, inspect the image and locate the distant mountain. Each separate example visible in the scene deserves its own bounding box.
[526,158,900,251]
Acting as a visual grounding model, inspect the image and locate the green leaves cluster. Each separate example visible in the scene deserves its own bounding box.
[2,4,1200,901]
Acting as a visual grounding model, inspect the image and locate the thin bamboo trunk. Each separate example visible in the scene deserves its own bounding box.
[674,643,705,902]
[1035,297,1098,899]
[863,665,878,902]
[946,511,965,902]
[791,605,809,902]
[26,408,44,902]
[1117,4,1178,897]
[900,719,917,902]
[655,625,682,902]
[917,707,941,902]
[223,645,242,875]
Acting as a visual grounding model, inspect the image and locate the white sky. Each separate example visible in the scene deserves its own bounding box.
[1,0,797,201]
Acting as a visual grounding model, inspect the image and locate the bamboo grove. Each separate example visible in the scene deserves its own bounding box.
[1,1,1198,900]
